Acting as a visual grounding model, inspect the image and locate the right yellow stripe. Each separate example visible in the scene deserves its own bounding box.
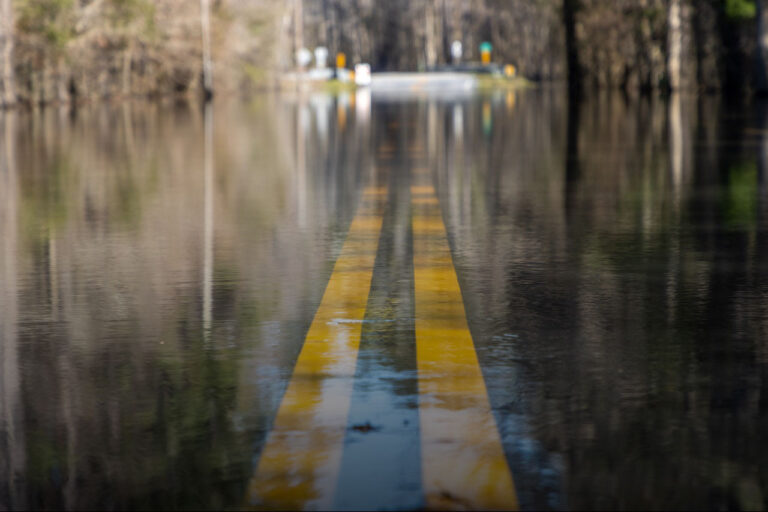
[411,184,519,511]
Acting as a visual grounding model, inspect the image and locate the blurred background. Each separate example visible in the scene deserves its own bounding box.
[1,0,768,104]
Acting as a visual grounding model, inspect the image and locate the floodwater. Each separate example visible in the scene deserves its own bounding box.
[1,88,768,510]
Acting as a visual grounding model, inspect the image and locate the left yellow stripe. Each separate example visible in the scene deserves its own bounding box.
[247,187,386,510]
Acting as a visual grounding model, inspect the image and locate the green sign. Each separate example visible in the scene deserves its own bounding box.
[479,41,492,53]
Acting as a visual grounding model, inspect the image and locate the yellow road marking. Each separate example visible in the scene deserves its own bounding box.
[247,186,386,510]
[412,185,519,511]
[412,197,439,206]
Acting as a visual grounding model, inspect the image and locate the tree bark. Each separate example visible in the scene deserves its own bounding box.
[294,0,304,67]
[0,0,15,106]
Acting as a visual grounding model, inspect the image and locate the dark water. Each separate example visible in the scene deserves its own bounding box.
[1,89,767,510]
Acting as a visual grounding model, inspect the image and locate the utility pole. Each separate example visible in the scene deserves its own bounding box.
[200,0,213,99]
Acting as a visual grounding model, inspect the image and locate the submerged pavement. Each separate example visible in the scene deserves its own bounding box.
[370,72,478,94]
[247,138,517,510]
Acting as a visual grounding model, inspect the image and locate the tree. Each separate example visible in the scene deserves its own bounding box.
[293,0,303,68]
[563,0,581,93]
[757,0,768,92]
[0,0,15,106]
[200,0,213,98]
[668,0,683,90]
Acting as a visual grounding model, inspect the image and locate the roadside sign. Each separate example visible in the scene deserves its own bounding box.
[336,52,347,69]
[480,41,492,65]
[314,47,329,68]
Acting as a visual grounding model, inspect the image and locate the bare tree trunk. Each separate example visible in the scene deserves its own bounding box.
[330,1,338,59]
[275,10,292,74]
[294,0,304,67]
[668,0,682,90]
[451,0,463,43]
[757,0,768,93]
[0,0,14,106]
[563,0,581,94]
[439,0,447,65]
[200,0,213,99]
[425,1,437,68]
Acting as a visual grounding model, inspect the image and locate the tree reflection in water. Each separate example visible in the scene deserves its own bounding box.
[0,90,767,510]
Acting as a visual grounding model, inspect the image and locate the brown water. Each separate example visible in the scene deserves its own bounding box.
[1,89,767,510]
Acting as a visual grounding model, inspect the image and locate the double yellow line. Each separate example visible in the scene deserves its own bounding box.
[247,183,518,510]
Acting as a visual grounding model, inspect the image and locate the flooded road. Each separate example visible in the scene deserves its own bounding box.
[1,89,768,510]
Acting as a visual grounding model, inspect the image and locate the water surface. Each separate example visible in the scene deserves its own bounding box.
[1,90,767,510]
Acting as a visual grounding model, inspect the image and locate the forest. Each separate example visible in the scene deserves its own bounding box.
[1,0,768,106]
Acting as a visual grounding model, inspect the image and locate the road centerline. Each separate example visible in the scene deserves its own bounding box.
[333,171,422,511]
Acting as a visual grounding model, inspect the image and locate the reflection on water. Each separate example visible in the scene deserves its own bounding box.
[0,89,767,510]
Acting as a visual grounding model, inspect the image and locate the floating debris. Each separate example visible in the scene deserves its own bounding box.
[350,421,379,433]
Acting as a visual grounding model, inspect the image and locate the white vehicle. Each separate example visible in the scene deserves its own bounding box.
[296,48,312,68]
[354,63,372,86]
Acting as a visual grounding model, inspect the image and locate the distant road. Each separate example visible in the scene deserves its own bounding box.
[369,72,477,94]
